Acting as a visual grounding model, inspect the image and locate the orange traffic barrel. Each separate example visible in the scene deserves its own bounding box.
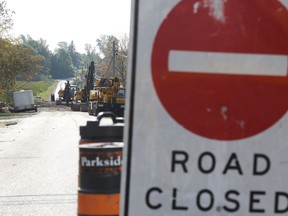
[78,142,123,216]
[78,191,120,216]
[78,113,124,216]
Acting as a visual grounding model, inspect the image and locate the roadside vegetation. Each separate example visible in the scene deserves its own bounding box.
[0,80,57,105]
[0,80,57,121]
[16,80,58,104]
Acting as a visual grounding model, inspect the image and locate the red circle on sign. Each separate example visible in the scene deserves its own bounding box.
[152,0,288,140]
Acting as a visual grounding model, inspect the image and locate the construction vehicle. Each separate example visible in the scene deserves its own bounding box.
[89,77,125,117]
[114,88,125,117]
[70,88,83,111]
[56,82,77,105]
[71,61,96,112]
[87,77,109,115]
[55,89,65,105]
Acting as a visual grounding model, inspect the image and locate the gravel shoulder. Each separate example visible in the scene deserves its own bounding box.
[0,101,74,127]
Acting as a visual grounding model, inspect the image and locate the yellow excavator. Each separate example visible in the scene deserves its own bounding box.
[56,82,77,105]
[71,61,97,112]
[89,76,125,117]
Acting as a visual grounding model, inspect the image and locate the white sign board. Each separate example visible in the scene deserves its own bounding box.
[121,0,288,215]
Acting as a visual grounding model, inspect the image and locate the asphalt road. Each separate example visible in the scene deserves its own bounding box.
[0,107,96,215]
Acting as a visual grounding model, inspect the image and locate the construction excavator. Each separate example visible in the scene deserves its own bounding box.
[71,61,95,111]
[56,81,77,106]
[88,76,125,117]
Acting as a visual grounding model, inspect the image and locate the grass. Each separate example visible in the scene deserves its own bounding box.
[0,80,58,120]
[17,80,57,100]
[0,79,58,107]
[0,80,59,120]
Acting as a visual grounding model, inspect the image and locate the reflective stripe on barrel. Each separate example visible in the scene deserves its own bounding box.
[78,190,120,215]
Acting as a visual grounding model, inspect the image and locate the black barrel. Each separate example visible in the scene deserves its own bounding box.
[79,142,123,191]
[51,93,55,102]
[79,121,123,144]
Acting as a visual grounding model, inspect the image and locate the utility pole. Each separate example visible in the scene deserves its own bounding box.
[113,40,116,77]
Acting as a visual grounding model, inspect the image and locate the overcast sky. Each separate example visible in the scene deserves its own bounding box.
[6,0,288,53]
[7,0,132,53]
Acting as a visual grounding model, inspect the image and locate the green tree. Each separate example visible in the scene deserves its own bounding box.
[115,34,128,86]
[57,41,68,50]
[51,42,75,79]
[20,35,52,80]
[68,40,80,69]
[95,35,118,78]
[0,0,14,38]
[95,35,128,84]
[0,39,44,95]
[82,43,98,68]
[0,2,44,96]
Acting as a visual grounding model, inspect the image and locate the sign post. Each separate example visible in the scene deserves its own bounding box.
[121,0,288,215]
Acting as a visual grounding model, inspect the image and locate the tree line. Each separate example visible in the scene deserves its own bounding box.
[0,0,128,96]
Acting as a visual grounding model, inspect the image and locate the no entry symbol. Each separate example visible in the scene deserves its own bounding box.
[152,0,288,140]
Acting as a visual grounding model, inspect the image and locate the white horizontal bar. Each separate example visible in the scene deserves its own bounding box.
[168,50,288,76]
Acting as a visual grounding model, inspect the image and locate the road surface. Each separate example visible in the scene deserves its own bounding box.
[0,107,97,215]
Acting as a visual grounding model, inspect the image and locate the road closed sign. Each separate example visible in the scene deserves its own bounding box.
[121,0,288,215]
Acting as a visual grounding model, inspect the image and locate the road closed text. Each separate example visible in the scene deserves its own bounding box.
[145,151,288,214]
